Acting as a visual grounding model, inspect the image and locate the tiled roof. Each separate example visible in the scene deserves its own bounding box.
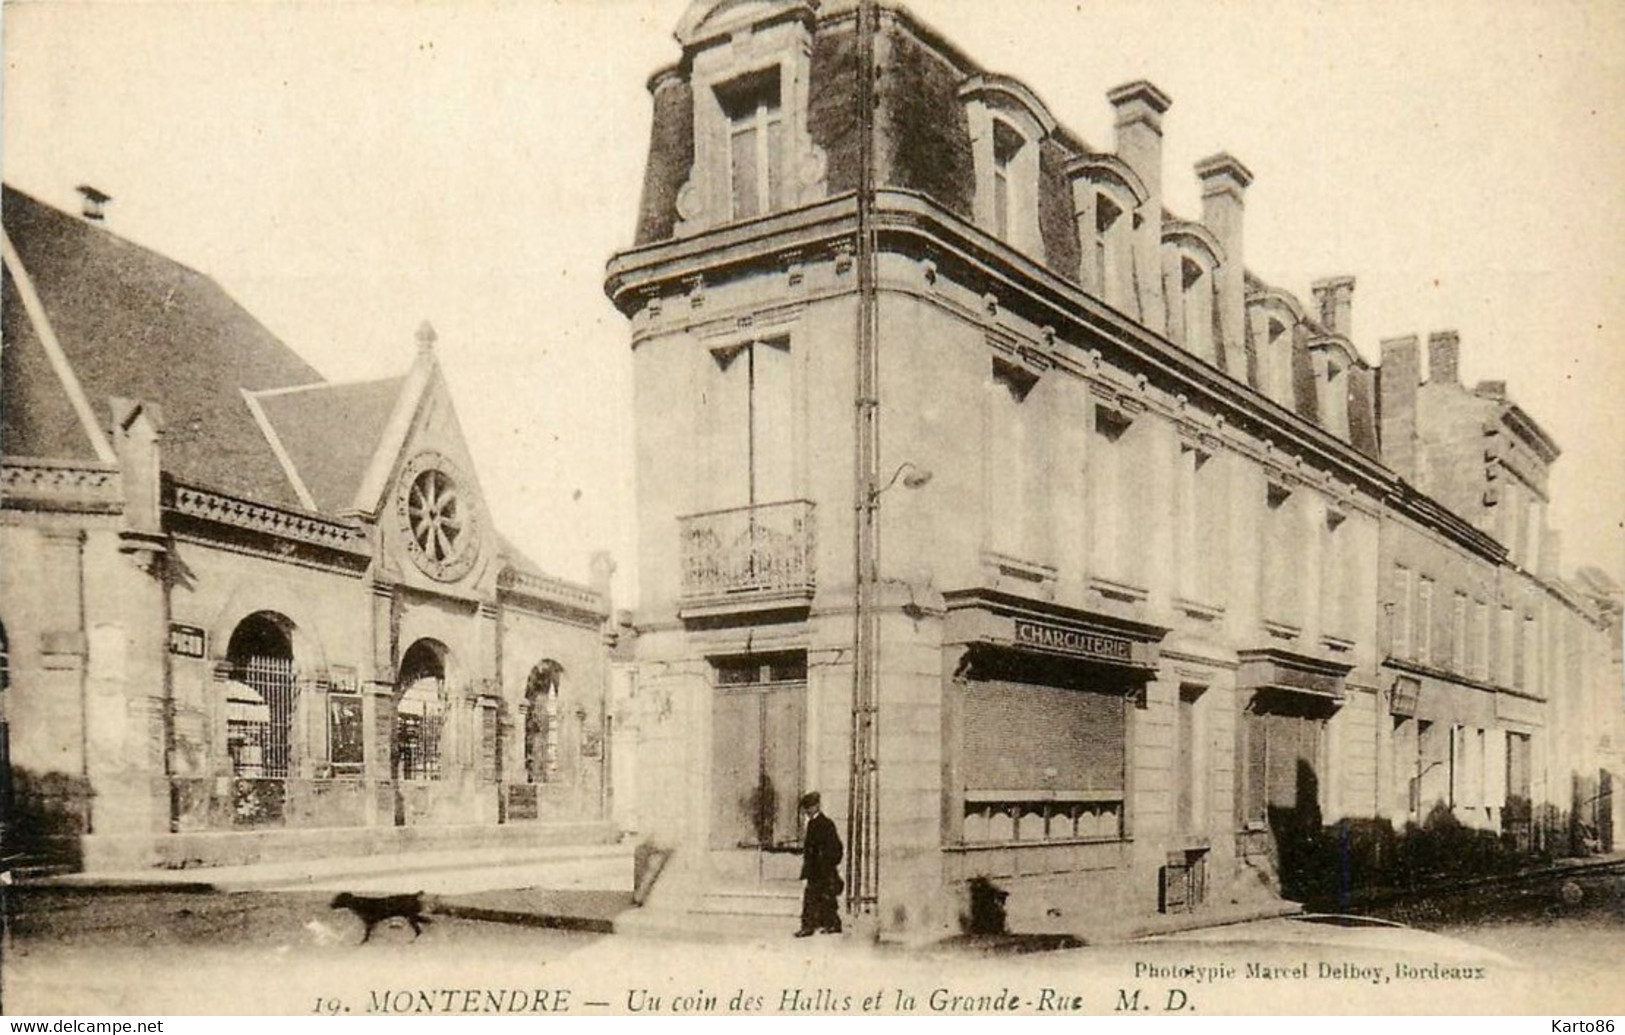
[252,377,406,514]
[2,185,319,507]
[1,265,102,461]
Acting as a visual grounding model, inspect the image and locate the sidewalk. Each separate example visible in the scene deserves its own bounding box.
[29,841,636,896]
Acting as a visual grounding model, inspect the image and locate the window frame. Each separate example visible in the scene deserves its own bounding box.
[718,68,785,222]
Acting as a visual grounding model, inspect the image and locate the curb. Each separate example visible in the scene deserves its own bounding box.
[432,902,620,935]
[18,845,635,894]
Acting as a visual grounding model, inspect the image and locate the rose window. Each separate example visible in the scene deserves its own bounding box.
[407,468,466,565]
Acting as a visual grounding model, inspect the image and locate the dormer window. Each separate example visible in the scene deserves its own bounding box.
[1310,338,1357,440]
[1182,258,1212,359]
[961,74,1054,258]
[1246,286,1307,410]
[1325,359,1349,437]
[992,120,1025,240]
[1163,222,1222,364]
[1096,195,1129,308]
[672,0,826,237]
[719,69,784,221]
[1267,318,1290,401]
[1068,154,1148,318]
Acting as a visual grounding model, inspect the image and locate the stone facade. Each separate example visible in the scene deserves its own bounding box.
[607,0,1621,939]
[1,187,617,870]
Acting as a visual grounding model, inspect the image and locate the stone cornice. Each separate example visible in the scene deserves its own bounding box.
[1385,479,1506,566]
[605,191,1552,567]
[497,567,608,626]
[164,480,370,555]
[1500,401,1561,465]
[609,190,1397,500]
[1,457,122,514]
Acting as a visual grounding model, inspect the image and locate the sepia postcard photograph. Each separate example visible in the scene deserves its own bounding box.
[1,0,1622,1019]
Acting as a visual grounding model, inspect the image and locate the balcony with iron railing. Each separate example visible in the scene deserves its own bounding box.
[679,499,816,615]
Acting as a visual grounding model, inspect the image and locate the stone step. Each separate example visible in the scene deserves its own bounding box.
[701,885,802,917]
[79,818,622,872]
[615,903,814,943]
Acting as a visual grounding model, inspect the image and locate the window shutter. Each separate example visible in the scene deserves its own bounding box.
[962,680,1125,794]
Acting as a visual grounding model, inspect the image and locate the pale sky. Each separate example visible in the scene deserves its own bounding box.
[5,0,1623,602]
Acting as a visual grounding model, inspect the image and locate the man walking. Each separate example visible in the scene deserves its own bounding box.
[795,791,843,937]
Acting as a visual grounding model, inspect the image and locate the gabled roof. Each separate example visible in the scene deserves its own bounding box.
[2,185,318,507]
[2,263,105,462]
[249,376,408,514]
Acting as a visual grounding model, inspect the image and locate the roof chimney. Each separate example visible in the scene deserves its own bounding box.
[76,184,111,221]
[1311,276,1355,339]
[1195,153,1253,383]
[1379,335,1420,481]
[1107,80,1172,334]
[1427,330,1460,384]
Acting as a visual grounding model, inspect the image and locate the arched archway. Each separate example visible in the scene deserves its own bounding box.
[394,639,448,782]
[524,661,563,784]
[224,612,297,778]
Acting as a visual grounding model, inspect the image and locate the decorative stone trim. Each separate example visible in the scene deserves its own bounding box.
[1,458,122,513]
[498,567,606,618]
[1320,633,1357,654]
[166,482,368,553]
[979,550,1058,596]
[1174,596,1225,623]
[1088,574,1149,604]
[1261,618,1302,642]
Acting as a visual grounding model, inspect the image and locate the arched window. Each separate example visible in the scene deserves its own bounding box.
[524,661,563,784]
[395,639,447,781]
[225,613,296,779]
[960,75,1054,257]
[1245,287,1306,410]
[991,119,1025,241]
[1162,222,1223,365]
[0,620,9,693]
[1066,154,1147,318]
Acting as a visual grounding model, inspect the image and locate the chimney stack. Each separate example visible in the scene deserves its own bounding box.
[1312,276,1356,339]
[76,184,111,221]
[1427,330,1460,384]
[1107,80,1172,334]
[1379,335,1420,481]
[1195,153,1253,383]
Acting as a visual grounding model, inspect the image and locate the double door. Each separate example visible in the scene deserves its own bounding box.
[711,678,804,850]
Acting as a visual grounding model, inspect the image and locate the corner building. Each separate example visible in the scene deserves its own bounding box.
[606,0,1617,937]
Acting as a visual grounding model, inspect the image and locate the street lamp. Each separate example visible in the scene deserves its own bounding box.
[872,462,933,501]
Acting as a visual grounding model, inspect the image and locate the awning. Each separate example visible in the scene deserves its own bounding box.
[224,680,271,724]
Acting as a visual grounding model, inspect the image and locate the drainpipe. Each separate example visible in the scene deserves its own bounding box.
[847,0,882,921]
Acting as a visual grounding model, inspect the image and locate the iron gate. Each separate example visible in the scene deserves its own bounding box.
[227,654,297,778]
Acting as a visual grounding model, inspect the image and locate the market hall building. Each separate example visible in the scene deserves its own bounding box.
[1,185,618,870]
[605,0,1623,939]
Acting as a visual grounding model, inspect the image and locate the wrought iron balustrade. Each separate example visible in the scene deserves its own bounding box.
[679,499,816,604]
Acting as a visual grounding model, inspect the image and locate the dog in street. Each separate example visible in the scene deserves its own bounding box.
[329,891,432,944]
